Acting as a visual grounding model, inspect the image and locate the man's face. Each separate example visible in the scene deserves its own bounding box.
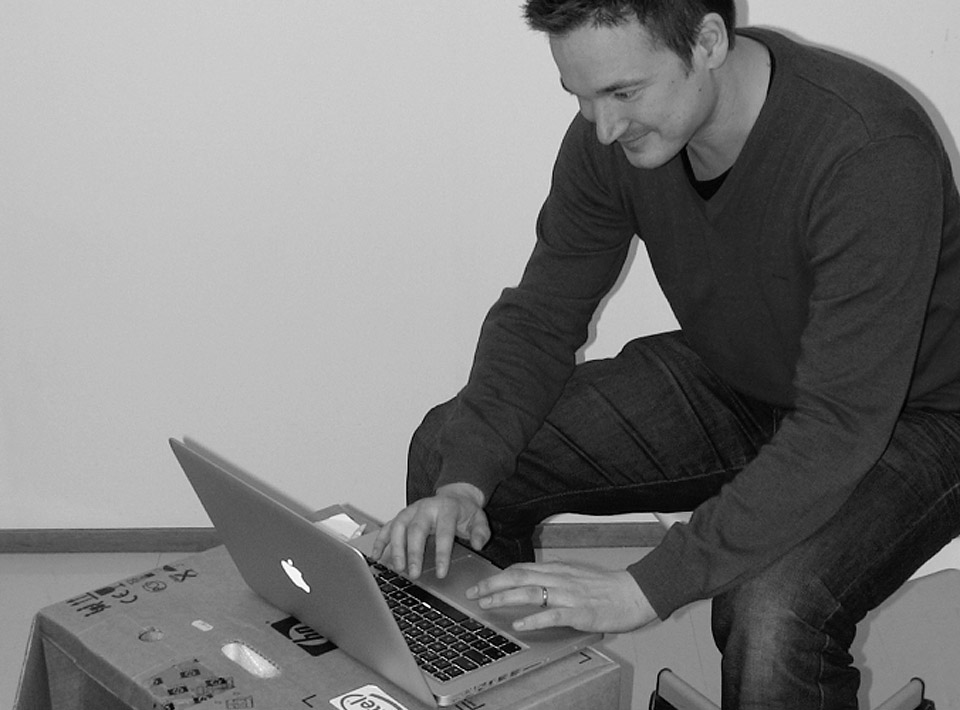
[550,17,716,169]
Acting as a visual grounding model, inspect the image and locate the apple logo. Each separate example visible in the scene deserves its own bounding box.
[281,558,311,593]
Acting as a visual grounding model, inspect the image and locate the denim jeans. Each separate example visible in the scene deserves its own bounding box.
[407,331,960,709]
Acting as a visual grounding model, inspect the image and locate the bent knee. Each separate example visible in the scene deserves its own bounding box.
[712,570,849,660]
[711,571,861,708]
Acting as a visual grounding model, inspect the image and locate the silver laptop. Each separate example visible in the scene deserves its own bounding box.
[170,437,601,707]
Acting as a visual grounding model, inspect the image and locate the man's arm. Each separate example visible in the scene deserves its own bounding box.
[375,116,636,578]
[631,136,948,618]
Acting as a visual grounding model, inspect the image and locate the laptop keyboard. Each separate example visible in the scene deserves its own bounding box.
[366,558,522,683]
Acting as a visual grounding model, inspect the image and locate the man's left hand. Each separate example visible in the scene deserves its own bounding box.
[465,561,658,633]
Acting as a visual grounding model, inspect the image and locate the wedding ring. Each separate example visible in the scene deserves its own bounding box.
[540,586,549,608]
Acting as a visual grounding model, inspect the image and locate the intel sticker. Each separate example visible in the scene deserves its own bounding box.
[329,685,410,710]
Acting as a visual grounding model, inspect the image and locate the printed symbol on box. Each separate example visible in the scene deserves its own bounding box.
[160,564,199,583]
[169,568,198,583]
[146,659,234,707]
[91,583,139,605]
[270,616,337,657]
[113,587,139,604]
[144,580,168,593]
[206,677,233,691]
[67,592,111,618]
[329,685,410,710]
[125,571,156,585]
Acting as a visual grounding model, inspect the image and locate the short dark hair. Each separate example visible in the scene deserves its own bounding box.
[523,0,736,66]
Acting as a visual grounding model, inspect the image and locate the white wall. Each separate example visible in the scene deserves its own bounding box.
[1,1,957,529]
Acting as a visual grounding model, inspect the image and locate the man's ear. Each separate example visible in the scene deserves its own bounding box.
[695,13,730,70]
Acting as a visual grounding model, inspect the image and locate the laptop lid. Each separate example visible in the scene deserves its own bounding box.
[170,437,601,706]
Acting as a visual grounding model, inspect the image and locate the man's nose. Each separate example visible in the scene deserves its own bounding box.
[583,99,627,145]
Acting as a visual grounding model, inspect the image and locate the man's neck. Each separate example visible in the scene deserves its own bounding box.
[686,35,772,181]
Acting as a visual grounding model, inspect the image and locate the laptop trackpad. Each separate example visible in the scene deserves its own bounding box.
[351,530,575,641]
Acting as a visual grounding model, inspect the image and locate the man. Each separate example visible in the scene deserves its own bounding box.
[372,1,960,707]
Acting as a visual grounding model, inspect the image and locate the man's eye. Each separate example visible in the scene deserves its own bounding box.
[614,88,641,101]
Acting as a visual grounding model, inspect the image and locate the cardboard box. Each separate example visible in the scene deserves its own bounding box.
[14,523,620,710]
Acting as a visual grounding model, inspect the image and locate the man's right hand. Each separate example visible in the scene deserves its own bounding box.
[371,483,490,580]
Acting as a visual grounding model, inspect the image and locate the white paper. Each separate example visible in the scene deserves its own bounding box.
[315,512,367,541]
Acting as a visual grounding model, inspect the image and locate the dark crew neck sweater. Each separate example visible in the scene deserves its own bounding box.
[436,28,960,618]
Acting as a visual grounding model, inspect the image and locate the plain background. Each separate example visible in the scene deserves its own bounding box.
[1,1,958,529]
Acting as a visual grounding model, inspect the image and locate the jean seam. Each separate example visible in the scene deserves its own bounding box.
[817,590,844,710]
[810,480,960,709]
[832,478,960,606]
[488,464,749,515]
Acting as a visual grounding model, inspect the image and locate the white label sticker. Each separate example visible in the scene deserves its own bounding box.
[329,685,411,710]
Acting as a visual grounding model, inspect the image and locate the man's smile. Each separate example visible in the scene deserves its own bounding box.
[618,131,649,152]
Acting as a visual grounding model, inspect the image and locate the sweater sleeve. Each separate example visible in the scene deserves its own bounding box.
[435,117,636,500]
[629,136,947,618]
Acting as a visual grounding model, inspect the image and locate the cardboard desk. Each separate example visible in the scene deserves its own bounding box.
[14,509,620,710]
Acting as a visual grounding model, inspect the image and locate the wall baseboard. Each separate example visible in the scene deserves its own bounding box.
[0,528,221,554]
[0,522,666,554]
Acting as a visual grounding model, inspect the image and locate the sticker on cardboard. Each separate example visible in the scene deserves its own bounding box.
[329,684,411,710]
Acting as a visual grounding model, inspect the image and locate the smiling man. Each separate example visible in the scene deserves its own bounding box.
[552,6,767,176]
[372,2,960,708]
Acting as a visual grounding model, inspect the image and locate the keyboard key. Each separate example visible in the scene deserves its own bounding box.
[453,656,479,671]
[461,648,491,666]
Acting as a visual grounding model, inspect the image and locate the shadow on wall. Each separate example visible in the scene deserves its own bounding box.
[737,0,959,170]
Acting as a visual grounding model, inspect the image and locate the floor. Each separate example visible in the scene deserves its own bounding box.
[3,543,960,710]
